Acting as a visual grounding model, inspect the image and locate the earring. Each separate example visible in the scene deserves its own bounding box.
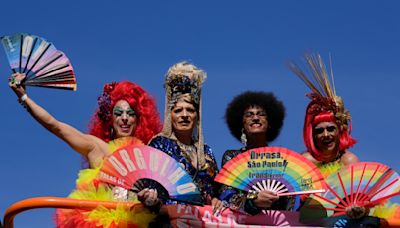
[110,127,115,139]
[241,128,247,146]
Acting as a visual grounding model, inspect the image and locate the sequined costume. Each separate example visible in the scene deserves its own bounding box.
[147,62,219,207]
[55,137,156,228]
[149,135,219,205]
[219,148,295,215]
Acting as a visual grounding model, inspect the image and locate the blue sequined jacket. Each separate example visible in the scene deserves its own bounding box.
[149,136,219,205]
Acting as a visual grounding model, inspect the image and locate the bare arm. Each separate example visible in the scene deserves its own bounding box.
[10,73,97,157]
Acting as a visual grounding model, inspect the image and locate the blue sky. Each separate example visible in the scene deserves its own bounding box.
[1,1,399,227]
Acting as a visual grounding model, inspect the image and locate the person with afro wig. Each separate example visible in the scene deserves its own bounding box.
[9,73,162,227]
[219,91,294,215]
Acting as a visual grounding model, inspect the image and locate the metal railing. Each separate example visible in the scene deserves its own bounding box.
[3,197,399,227]
[3,197,137,228]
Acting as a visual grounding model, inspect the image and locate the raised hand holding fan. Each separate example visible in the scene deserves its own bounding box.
[1,33,76,90]
[302,162,400,220]
[215,147,326,209]
[99,145,203,205]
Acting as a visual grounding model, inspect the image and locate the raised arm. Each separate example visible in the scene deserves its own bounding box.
[9,73,98,158]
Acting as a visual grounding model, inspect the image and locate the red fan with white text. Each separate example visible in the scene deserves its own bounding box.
[99,145,203,205]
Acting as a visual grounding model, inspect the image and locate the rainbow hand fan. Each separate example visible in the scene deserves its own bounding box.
[302,162,400,220]
[1,33,76,90]
[100,145,203,205]
[215,147,326,208]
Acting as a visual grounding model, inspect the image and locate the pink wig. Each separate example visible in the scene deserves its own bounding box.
[88,81,162,144]
[304,107,357,162]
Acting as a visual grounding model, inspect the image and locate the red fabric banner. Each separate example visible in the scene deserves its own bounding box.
[164,205,308,227]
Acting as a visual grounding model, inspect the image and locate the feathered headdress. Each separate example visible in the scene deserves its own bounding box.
[160,61,207,169]
[289,53,356,161]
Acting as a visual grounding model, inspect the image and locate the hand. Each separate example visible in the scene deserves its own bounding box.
[211,197,227,216]
[9,73,26,98]
[137,188,160,207]
[253,190,279,209]
[345,205,369,219]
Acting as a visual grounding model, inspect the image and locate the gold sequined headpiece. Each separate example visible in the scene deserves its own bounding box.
[160,61,207,169]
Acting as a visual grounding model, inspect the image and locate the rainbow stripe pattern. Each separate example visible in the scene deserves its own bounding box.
[1,33,76,90]
[215,147,326,198]
[304,162,400,218]
[100,145,202,204]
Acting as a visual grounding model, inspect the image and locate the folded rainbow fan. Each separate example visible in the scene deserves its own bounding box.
[1,33,76,90]
[99,145,203,205]
[215,147,326,199]
[301,162,400,221]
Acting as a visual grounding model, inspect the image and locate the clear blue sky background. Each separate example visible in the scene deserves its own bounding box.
[1,1,399,227]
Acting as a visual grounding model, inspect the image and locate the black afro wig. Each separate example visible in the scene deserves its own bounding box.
[225,91,286,143]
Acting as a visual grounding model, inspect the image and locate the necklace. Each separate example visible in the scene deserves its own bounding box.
[176,140,204,184]
[321,150,343,164]
[176,140,197,161]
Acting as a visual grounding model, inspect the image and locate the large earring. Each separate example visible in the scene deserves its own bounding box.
[110,127,115,139]
[241,128,247,146]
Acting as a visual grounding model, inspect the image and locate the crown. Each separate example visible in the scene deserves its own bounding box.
[164,62,206,107]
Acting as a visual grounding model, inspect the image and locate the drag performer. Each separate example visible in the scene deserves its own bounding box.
[140,61,224,215]
[9,73,162,227]
[289,54,359,177]
[291,53,400,225]
[219,91,294,215]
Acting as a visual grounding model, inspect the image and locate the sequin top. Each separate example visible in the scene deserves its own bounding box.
[149,135,219,205]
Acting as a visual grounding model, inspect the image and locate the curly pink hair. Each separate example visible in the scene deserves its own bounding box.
[89,81,162,144]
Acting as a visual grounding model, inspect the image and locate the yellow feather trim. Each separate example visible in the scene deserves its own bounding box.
[69,183,156,227]
[76,167,101,187]
[60,137,151,227]
[75,137,143,188]
[69,183,113,201]
[86,204,156,228]
[108,136,143,153]
[317,160,344,178]
[371,202,400,219]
